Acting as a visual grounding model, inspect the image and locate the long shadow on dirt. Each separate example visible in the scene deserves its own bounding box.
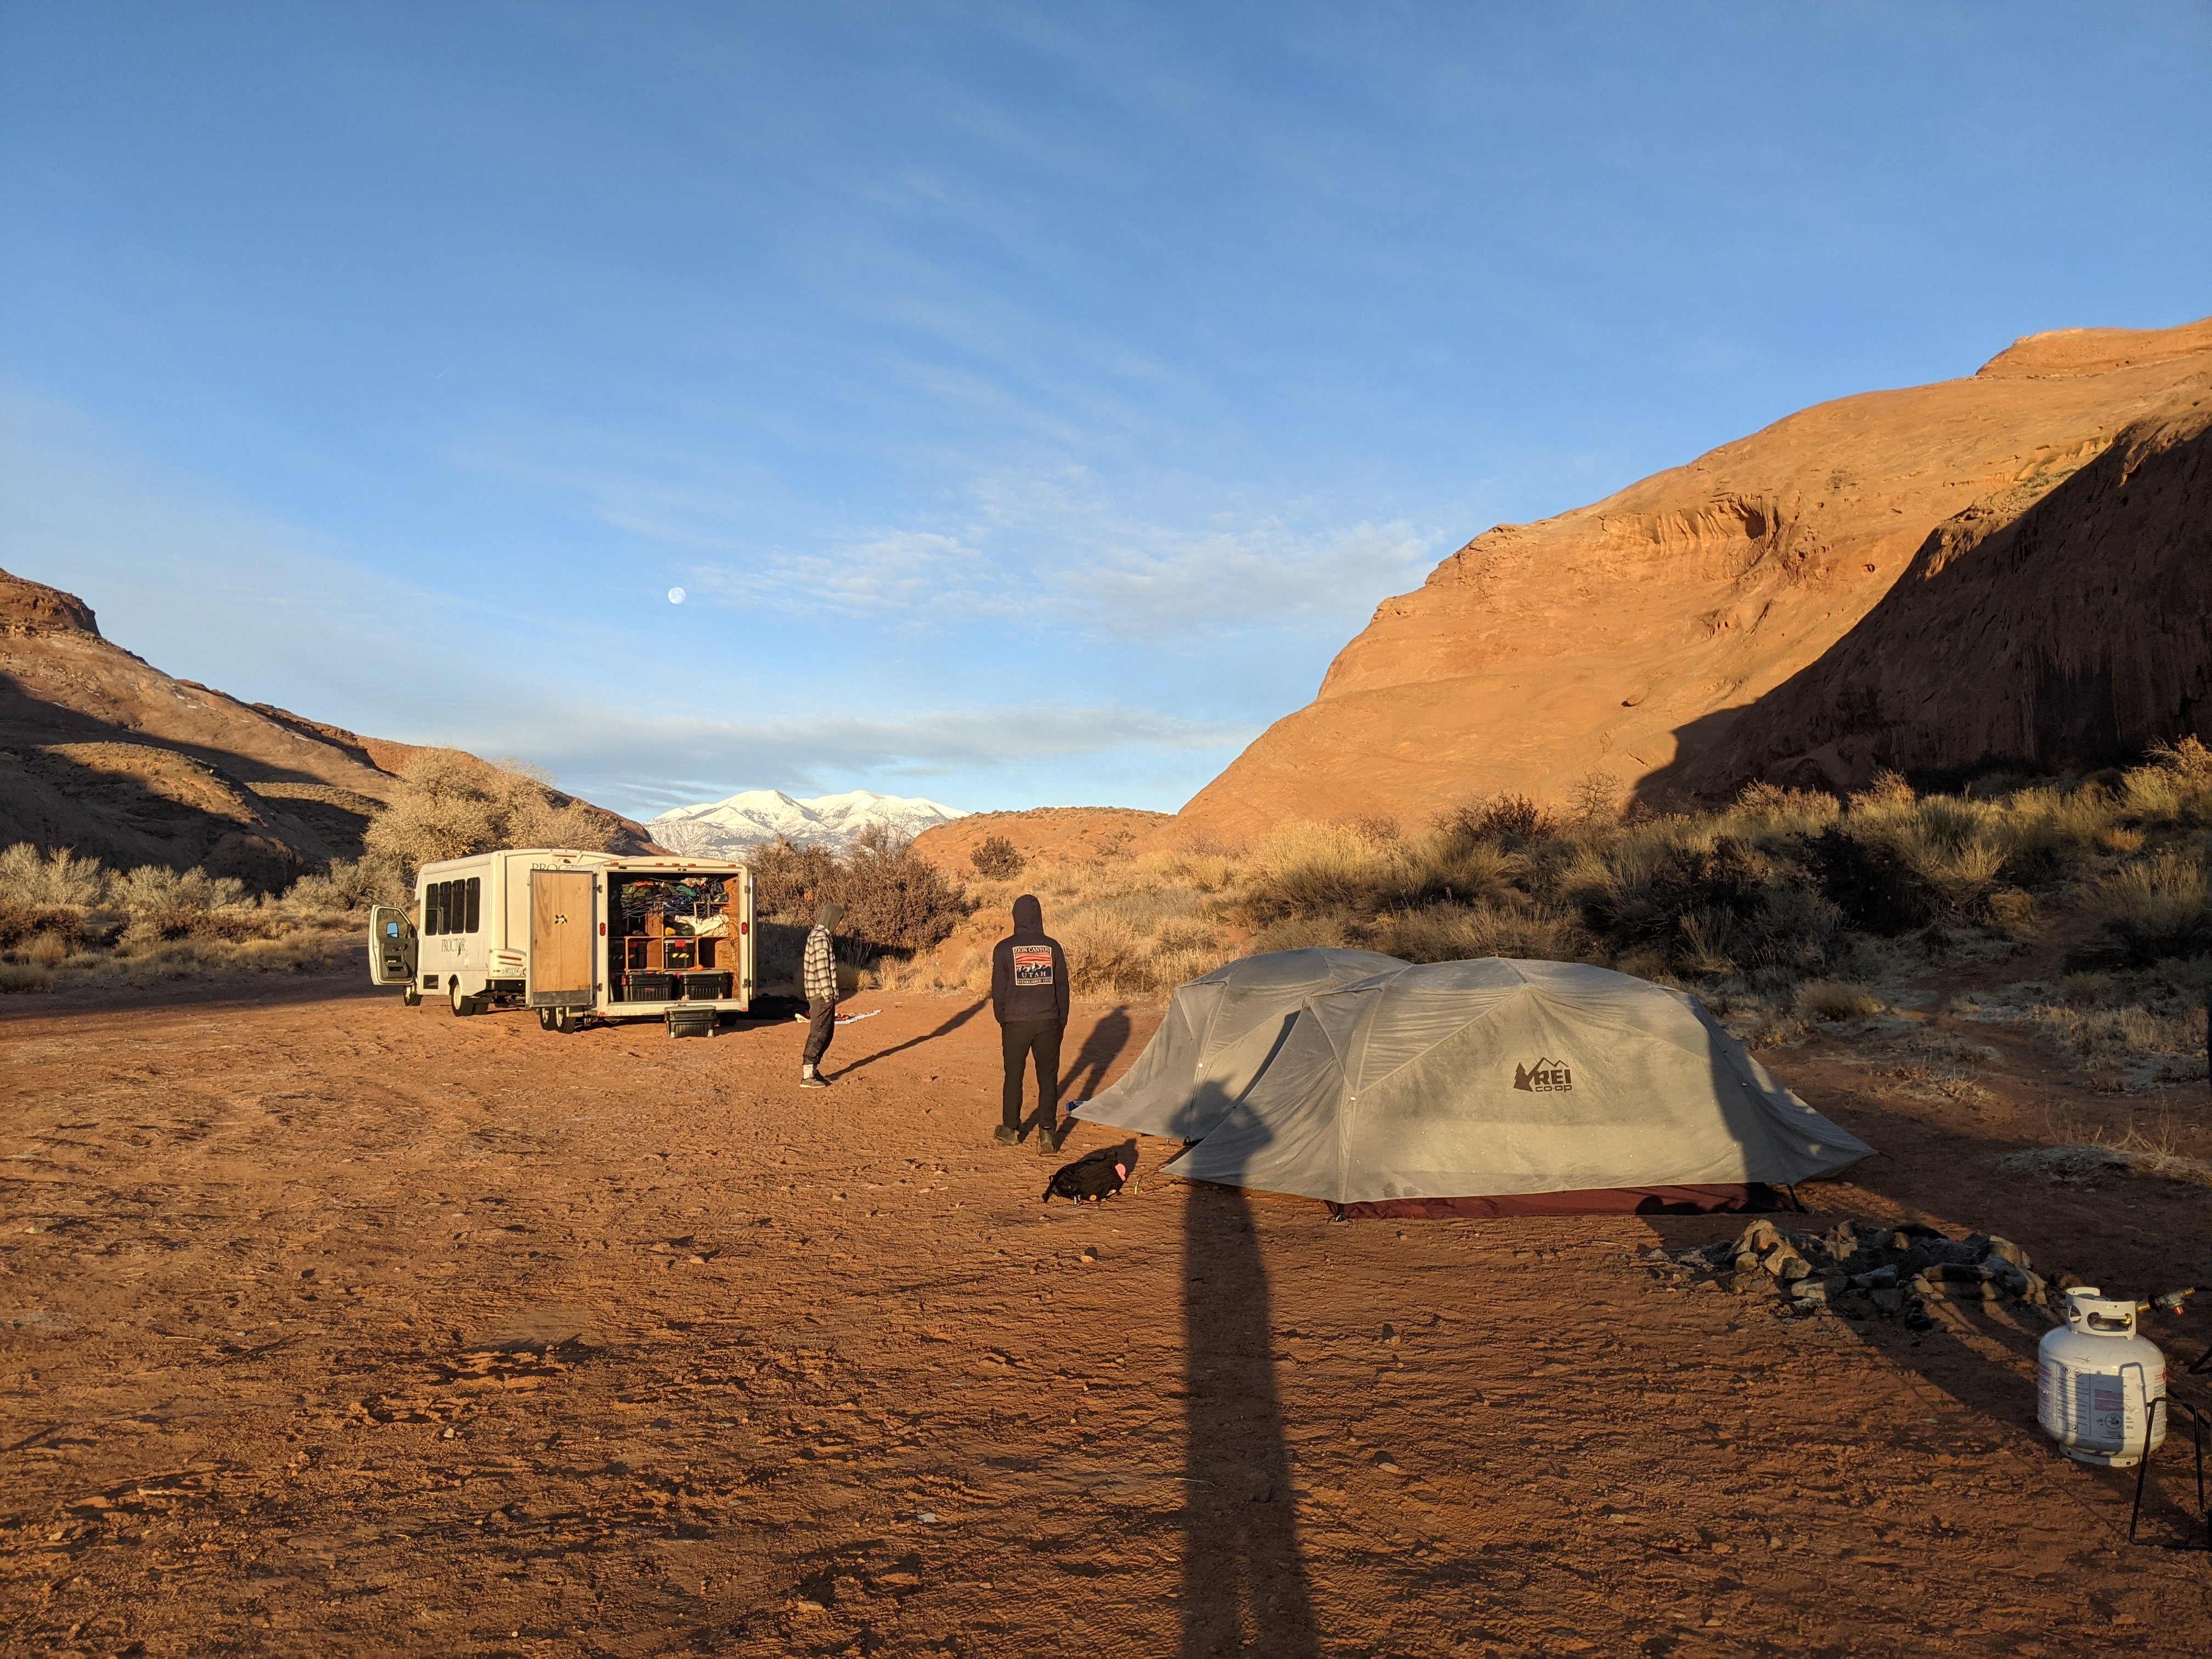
[1060,1004,1132,1103]
[1181,1177,1319,1656]
[834,997,990,1075]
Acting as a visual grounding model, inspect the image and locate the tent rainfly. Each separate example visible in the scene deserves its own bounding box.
[1162,957,1874,1216]
[1069,947,1404,1143]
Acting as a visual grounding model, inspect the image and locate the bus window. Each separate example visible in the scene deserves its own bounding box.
[465,876,481,933]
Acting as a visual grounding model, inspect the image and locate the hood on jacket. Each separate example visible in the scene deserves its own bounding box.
[815,901,844,928]
[1011,894,1045,936]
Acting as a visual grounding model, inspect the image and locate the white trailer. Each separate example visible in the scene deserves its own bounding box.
[368,848,757,1034]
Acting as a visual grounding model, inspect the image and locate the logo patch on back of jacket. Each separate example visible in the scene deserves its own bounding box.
[1012,945,1055,988]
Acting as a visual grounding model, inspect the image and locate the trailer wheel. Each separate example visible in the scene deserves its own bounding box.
[537,1007,556,1031]
[449,980,479,1017]
[551,1008,579,1035]
[402,986,422,1007]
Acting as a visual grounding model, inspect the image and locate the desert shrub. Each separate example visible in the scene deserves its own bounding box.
[1239,822,1520,926]
[971,834,1025,879]
[362,749,618,880]
[749,838,840,922]
[1376,902,1583,965]
[110,865,249,917]
[1438,794,1556,848]
[1059,910,1160,996]
[753,830,969,958]
[284,856,406,912]
[1240,822,1393,921]
[1730,781,1841,837]
[2075,848,2212,968]
[2057,972,2119,1006]
[1807,826,1932,935]
[834,826,970,954]
[1795,980,1884,1022]
[1248,911,1363,953]
[0,962,52,993]
[1572,832,1768,962]
[0,843,108,907]
[1850,770,1917,809]
[0,900,88,952]
[2120,736,2212,827]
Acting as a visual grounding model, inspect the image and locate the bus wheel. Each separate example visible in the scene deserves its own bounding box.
[449,980,478,1017]
[402,986,422,1007]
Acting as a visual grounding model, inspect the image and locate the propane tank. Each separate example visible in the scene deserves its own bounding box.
[2037,1286,2167,1468]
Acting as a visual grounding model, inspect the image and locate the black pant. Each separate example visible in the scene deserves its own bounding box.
[1001,1019,1063,1134]
[803,998,837,1068]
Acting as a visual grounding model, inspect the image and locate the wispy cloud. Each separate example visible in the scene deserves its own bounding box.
[472,700,1246,817]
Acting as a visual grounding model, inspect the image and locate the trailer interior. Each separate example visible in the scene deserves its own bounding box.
[606,872,746,1004]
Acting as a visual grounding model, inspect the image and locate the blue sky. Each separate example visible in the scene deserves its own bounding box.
[2,3,2206,821]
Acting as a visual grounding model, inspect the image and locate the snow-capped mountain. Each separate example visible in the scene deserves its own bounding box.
[646,789,968,856]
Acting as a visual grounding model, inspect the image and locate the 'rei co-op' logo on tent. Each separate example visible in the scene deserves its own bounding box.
[1513,1057,1573,1092]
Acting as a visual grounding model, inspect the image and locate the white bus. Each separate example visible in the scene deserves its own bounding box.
[369,848,757,1034]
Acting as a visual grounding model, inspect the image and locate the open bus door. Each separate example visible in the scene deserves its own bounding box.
[368,905,420,1005]
[528,869,597,1032]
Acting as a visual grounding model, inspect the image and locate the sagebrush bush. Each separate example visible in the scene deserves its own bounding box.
[970,834,1025,879]
[0,843,105,907]
[751,828,969,961]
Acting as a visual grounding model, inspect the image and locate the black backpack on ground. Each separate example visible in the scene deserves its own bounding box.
[1043,1148,1130,1204]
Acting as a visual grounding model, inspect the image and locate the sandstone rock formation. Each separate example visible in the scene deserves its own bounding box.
[0,567,655,888]
[1176,320,2212,841]
[1675,403,2210,795]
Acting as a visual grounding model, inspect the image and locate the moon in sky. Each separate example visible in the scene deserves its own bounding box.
[668,586,686,605]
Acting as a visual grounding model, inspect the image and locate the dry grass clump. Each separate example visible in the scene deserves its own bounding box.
[2075,847,2210,968]
[1996,1144,2212,1188]
[1997,1096,2212,1188]
[1794,980,1886,1022]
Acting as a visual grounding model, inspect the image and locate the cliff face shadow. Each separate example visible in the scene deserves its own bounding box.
[1628,704,1747,813]
[1178,1081,1318,1657]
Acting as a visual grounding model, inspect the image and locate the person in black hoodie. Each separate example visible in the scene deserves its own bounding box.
[990,893,1070,1152]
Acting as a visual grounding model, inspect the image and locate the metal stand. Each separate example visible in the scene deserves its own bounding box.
[2130,1389,2210,1551]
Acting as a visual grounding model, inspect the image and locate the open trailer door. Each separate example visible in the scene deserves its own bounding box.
[368,905,416,987]
[527,869,597,1011]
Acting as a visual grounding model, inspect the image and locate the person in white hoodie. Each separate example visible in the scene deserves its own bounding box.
[800,900,842,1088]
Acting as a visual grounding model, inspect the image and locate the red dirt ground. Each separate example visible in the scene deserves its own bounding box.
[4,964,2209,1657]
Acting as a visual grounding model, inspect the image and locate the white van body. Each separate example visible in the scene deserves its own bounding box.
[368,848,757,1026]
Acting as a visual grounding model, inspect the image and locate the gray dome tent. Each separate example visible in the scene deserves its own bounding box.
[1164,958,1872,1216]
[1069,947,1404,1143]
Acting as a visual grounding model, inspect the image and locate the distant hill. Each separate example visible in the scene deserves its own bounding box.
[648,789,967,856]
[910,805,1173,872]
[1176,318,2212,838]
[0,567,658,890]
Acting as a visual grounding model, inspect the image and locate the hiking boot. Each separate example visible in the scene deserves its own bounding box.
[1036,1127,1061,1156]
[800,1073,829,1090]
[992,1125,1020,1146]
